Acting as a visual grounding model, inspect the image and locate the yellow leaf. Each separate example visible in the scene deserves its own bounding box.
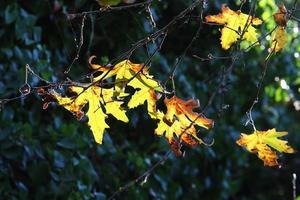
[128,88,161,119]
[155,111,182,140]
[53,86,128,144]
[205,4,262,50]
[90,57,163,118]
[270,26,288,52]
[236,128,294,166]
[269,4,288,53]
[127,70,162,118]
[85,89,109,144]
[90,58,162,94]
[154,96,214,148]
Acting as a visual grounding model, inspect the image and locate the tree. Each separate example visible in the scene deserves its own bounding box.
[0,0,300,199]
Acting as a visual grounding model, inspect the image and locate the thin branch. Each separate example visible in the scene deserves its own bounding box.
[107,150,171,200]
[67,0,155,18]
[64,13,87,74]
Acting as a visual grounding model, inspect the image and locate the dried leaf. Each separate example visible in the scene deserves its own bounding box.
[270,4,288,53]
[273,4,288,27]
[169,138,183,157]
[236,128,294,166]
[155,96,214,148]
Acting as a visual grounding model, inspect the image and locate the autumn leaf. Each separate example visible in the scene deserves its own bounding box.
[164,96,213,129]
[169,138,183,157]
[273,4,288,27]
[90,58,162,94]
[90,57,163,117]
[236,128,294,166]
[128,88,161,119]
[51,86,128,144]
[270,26,288,52]
[155,96,214,148]
[205,4,262,50]
[127,72,162,118]
[270,4,288,53]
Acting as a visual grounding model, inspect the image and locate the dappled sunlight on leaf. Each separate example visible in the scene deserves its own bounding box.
[205,4,262,50]
[236,128,294,166]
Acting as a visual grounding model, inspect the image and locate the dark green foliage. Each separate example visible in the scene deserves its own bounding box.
[0,0,300,199]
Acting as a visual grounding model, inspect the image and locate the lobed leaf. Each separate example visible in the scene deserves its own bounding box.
[50,86,128,144]
[205,4,262,50]
[154,96,214,149]
[236,128,294,166]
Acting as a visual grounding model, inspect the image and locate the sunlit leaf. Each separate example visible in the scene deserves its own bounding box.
[270,4,288,52]
[155,96,214,148]
[51,86,128,144]
[270,26,288,52]
[236,128,294,166]
[205,4,262,50]
[90,58,162,95]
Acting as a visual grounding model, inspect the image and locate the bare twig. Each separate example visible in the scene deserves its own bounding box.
[107,150,171,200]
[64,14,87,74]
[67,0,155,18]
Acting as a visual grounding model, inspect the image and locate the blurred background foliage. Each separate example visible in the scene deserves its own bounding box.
[0,0,300,199]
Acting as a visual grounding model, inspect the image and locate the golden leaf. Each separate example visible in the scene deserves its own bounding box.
[269,4,288,53]
[53,86,128,144]
[270,26,288,53]
[236,128,294,166]
[205,4,262,50]
[128,88,161,119]
[89,57,163,118]
[90,58,162,95]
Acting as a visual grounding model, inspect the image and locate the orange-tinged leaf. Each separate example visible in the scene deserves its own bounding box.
[273,3,288,27]
[164,96,214,130]
[155,111,187,141]
[169,138,183,157]
[205,4,262,50]
[154,96,214,149]
[181,133,198,147]
[270,4,289,53]
[52,86,128,144]
[236,128,294,166]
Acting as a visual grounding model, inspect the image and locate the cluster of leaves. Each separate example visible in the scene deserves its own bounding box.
[1,0,300,199]
[204,4,295,166]
[40,57,214,156]
[205,4,289,53]
[36,3,296,167]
